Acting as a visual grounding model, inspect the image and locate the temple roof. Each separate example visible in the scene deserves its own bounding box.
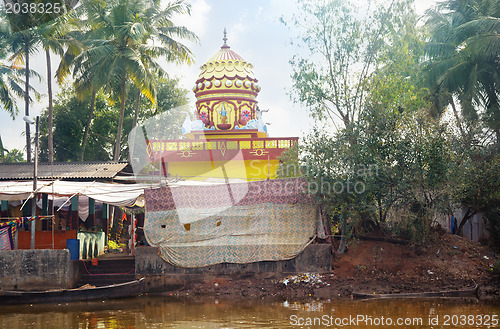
[207,47,245,63]
[196,30,257,83]
[192,30,262,132]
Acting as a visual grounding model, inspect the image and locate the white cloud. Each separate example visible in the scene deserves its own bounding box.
[172,0,211,39]
[256,6,263,19]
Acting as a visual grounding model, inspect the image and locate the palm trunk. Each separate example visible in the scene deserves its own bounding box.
[450,98,466,139]
[24,39,31,163]
[46,48,54,163]
[80,90,96,162]
[113,77,127,161]
[133,88,140,130]
[128,89,140,164]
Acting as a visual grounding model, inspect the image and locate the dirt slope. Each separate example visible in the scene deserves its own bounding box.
[162,233,499,300]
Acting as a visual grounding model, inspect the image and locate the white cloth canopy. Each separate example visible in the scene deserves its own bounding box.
[0,180,152,207]
[35,195,90,221]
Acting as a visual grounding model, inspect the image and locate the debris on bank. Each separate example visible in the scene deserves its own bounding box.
[279,273,329,287]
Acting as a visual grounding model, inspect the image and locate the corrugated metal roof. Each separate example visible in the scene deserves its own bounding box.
[0,162,129,180]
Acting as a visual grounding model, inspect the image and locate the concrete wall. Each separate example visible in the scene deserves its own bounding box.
[0,249,82,291]
[136,244,332,292]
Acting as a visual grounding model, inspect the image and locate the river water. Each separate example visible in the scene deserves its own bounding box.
[0,296,499,329]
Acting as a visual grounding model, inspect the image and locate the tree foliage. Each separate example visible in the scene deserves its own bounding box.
[424,0,500,248]
[0,0,196,162]
[39,78,188,162]
[286,0,456,248]
[1,135,24,163]
[286,0,418,130]
[424,0,500,141]
[285,0,500,249]
[2,149,24,163]
[70,0,197,161]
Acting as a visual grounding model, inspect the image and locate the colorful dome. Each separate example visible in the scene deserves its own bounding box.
[193,31,261,131]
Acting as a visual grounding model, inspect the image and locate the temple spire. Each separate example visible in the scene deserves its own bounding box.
[222,28,230,49]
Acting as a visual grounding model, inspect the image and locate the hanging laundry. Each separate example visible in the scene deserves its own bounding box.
[0,226,13,250]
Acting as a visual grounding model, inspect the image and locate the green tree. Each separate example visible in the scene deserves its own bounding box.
[424,0,500,142]
[1,136,25,163]
[39,86,92,162]
[450,145,500,238]
[424,0,500,246]
[0,16,41,126]
[71,0,197,161]
[0,0,69,162]
[0,28,38,162]
[0,135,5,161]
[285,0,415,131]
[0,59,26,118]
[39,79,188,162]
[287,0,449,249]
[38,14,75,163]
[3,149,25,163]
[276,143,301,178]
[302,108,451,247]
[355,8,452,239]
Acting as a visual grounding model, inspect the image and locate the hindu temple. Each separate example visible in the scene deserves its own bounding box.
[147,31,297,181]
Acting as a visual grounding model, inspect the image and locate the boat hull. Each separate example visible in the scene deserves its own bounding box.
[352,285,479,300]
[0,278,145,305]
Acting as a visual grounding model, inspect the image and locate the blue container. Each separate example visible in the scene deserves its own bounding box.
[66,239,80,260]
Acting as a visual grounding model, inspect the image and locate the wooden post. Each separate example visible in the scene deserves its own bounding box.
[102,203,109,243]
[0,200,8,218]
[42,194,48,231]
[88,198,95,228]
[70,196,79,230]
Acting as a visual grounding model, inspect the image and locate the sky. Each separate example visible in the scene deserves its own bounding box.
[0,0,438,158]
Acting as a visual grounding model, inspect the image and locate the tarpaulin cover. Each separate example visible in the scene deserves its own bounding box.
[144,178,317,267]
[0,180,149,207]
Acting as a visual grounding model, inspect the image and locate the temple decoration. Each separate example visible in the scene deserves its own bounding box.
[192,28,264,132]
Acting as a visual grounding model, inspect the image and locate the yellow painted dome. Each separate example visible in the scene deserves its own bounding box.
[193,32,261,131]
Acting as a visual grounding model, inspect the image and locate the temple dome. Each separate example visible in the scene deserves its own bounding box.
[208,47,245,62]
[193,45,259,90]
[193,31,261,131]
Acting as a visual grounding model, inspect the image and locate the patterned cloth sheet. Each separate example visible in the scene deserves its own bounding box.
[144,178,318,267]
[0,226,13,251]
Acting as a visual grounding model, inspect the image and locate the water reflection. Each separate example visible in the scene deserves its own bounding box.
[0,296,498,329]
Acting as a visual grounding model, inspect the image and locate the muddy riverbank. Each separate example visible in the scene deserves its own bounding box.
[160,233,499,301]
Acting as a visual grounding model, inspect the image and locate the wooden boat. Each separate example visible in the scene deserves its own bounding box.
[352,284,479,300]
[0,278,145,305]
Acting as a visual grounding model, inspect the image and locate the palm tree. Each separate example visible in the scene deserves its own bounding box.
[0,7,44,162]
[8,31,40,162]
[0,19,41,121]
[0,60,25,118]
[1,1,76,163]
[71,0,197,161]
[424,0,500,142]
[38,15,74,163]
